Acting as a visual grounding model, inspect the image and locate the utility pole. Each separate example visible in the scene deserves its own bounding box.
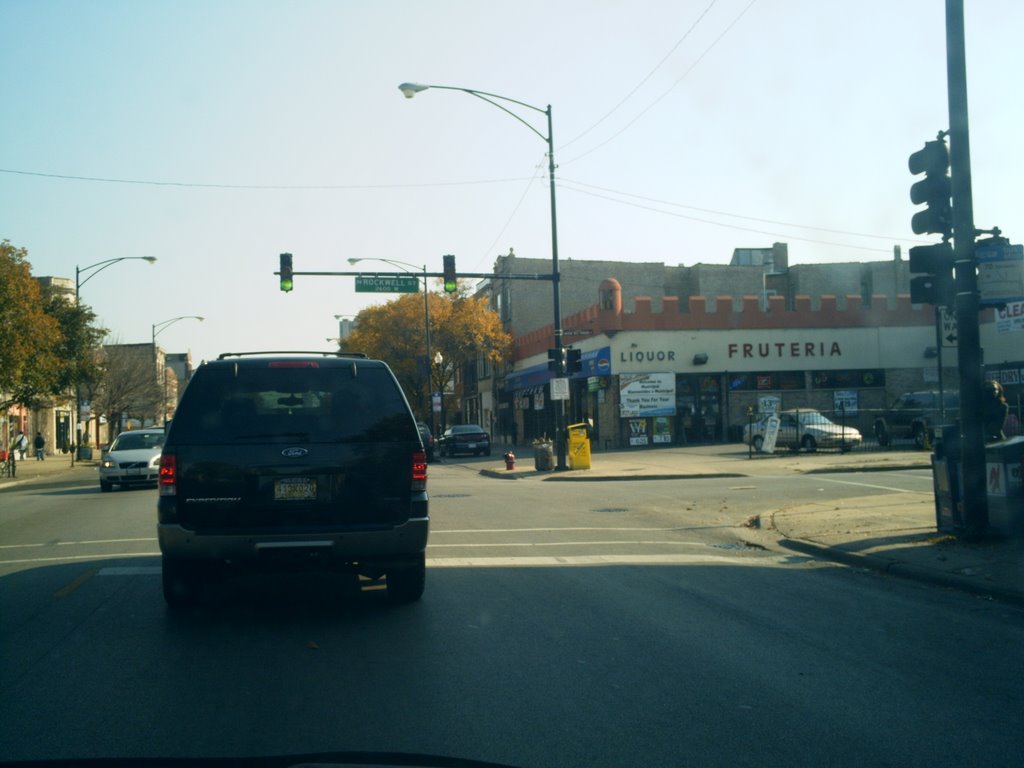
[946,0,988,538]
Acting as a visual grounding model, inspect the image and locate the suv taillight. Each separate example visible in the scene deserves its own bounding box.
[411,449,427,492]
[159,452,176,496]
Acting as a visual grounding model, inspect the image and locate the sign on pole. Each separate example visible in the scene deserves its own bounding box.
[355,275,420,293]
[977,243,1024,306]
[550,377,570,401]
[940,308,958,347]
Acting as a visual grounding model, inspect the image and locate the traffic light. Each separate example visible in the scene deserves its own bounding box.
[279,253,293,293]
[443,254,457,293]
[547,347,566,374]
[565,348,582,374]
[908,243,954,306]
[908,139,952,238]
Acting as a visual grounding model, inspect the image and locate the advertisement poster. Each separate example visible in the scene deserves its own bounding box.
[653,416,672,444]
[628,418,649,446]
[619,373,676,418]
[833,390,858,416]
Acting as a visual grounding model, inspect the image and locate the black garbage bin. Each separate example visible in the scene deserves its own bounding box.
[984,436,1024,537]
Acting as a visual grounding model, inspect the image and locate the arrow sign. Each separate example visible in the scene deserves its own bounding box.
[941,308,958,347]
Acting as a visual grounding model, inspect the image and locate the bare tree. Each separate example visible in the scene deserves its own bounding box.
[92,342,162,439]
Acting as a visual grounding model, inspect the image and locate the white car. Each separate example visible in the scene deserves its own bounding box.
[743,409,862,453]
[99,428,165,491]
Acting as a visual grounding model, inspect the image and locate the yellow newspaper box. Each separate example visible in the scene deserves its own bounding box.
[567,423,592,470]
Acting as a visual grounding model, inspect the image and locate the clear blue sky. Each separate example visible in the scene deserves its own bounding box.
[2,0,1021,365]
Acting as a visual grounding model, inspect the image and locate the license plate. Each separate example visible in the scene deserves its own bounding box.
[467,442,476,449]
[274,477,316,501]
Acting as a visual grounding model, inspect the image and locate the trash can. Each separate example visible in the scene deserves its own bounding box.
[533,441,554,471]
[77,445,93,460]
[984,436,1024,537]
[931,425,962,533]
[567,423,592,470]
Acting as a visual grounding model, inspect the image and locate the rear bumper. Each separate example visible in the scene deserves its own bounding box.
[158,516,429,564]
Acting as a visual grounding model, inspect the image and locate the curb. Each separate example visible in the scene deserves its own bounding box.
[778,537,1024,606]
[477,469,747,481]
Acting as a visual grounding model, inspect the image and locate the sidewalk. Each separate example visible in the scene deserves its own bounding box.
[0,453,97,490]
[479,443,1024,605]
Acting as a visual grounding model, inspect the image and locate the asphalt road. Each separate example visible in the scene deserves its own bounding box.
[1,463,1022,767]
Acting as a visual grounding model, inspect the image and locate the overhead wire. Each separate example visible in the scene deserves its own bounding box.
[560,0,760,166]
[557,180,901,254]
[558,0,719,151]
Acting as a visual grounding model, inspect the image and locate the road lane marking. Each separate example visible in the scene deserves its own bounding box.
[429,540,709,548]
[426,554,769,567]
[809,477,934,493]
[99,566,162,576]
[53,569,97,598]
[0,552,160,566]
[434,526,694,534]
[0,537,157,550]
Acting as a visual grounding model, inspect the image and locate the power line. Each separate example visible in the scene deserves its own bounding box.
[559,177,919,242]
[558,181,899,254]
[559,0,719,151]
[0,167,535,190]
[561,0,759,166]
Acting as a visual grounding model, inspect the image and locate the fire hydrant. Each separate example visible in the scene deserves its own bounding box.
[503,450,516,470]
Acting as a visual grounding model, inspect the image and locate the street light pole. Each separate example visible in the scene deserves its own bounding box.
[398,82,566,469]
[151,315,204,425]
[348,257,435,437]
[74,256,157,461]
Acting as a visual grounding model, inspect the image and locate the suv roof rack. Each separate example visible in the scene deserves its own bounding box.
[216,351,368,360]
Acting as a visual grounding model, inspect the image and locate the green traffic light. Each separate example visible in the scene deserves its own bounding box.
[443,254,457,293]
[279,252,294,293]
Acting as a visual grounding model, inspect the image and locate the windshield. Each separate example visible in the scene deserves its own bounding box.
[109,432,164,451]
[170,365,416,444]
[797,411,833,426]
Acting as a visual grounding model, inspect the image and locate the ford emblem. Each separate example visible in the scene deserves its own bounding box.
[281,447,308,458]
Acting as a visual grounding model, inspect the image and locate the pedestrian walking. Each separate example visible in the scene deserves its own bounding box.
[33,431,46,460]
[16,430,28,460]
[981,380,1009,442]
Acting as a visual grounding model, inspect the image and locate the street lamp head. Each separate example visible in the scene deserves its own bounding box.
[398,82,429,99]
[347,258,362,265]
[142,256,158,264]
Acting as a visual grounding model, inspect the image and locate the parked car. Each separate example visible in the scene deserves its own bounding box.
[417,421,436,462]
[876,390,960,448]
[156,351,429,608]
[439,424,491,457]
[743,409,862,453]
[99,428,165,491]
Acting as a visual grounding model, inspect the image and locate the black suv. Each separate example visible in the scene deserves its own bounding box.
[876,390,960,448]
[157,352,428,607]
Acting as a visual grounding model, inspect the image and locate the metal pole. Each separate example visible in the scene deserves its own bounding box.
[73,267,80,466]
[946,0,987,538]
[422,264,435,439]
[547,105,567,471]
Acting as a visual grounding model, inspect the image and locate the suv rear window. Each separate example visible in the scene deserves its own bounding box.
[170,363,416,445]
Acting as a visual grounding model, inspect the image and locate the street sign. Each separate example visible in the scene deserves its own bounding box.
[354,275,420,293]
[550,377,570,401]
[940,308,958,347]
[977,243,1024,306]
